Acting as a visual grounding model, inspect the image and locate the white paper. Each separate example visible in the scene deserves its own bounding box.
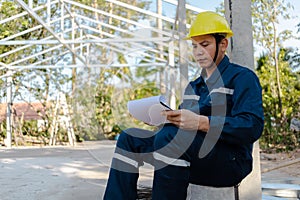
[127,95,172,126]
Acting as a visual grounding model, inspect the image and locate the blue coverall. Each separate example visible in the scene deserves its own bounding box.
[103,55,264,200]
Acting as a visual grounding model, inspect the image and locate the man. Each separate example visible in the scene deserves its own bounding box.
[103,11,264,200]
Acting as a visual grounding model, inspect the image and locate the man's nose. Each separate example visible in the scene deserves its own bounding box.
[195,46,204,55]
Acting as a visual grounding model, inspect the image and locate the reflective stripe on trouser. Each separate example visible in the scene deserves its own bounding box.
[153,152,190,167]
[103,162,139,200]
[104,126,199,200]
[152,164,190,200]
[103,128,155,200]
[103,147,141,199]
[151,124,197,200]
[152,153,191,200]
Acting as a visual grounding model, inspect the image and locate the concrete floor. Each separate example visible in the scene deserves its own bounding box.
[0,141,154,200]
[0,140,299,200]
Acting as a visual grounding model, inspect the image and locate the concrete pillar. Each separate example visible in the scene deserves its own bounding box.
[225,0,262,200]
[178,0,188,101]
[224,0,254,69]
[187,184,235,200]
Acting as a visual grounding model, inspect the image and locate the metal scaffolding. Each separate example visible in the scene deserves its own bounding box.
[0,0,203,147]
[0,0,203,70]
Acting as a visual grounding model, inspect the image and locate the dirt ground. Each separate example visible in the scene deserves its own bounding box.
[261,148,300,174]
[260,149,300,192]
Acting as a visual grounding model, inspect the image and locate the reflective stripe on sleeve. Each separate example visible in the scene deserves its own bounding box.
[183,95,200,101]
[113,153,139,168]
[209,87,234,95]
[153,152,190,167]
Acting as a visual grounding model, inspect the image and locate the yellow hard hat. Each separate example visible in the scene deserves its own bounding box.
[186,11,233,39]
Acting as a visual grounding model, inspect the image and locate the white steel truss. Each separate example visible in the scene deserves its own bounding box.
[0,0,203,72]
[1,0,204,147]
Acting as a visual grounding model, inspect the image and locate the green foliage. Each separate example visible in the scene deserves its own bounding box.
[93,65,161,140]
[0,0,69,102]
[252,0,300,151]
[68,0,155,141]
[67,64,162,141]
[252,0,293,51]
[0,0,152,145]
[0,119,50,146]
[71,83,104,141]
[257,48,300,151]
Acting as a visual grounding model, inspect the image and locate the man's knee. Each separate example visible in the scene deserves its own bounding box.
[117,129,130,142]
[116,128,138,150]
[117,128,155,153]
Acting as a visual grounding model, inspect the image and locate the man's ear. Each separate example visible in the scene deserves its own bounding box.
[220,38,228,52]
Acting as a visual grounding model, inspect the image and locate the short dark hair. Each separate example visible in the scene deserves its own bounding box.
[212,34,226,44]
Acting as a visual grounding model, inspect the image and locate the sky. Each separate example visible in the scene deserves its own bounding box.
[151,0,300,53]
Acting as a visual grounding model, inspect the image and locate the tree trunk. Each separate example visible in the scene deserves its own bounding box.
[271,5,283,114]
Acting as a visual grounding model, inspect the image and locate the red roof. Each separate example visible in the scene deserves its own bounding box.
[0,102,49,122]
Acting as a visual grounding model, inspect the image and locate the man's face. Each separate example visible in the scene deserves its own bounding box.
[191,34,217,69]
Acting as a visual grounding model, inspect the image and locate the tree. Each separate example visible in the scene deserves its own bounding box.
[0,1,72,143]
[256,48,300,150]
[252,0,300,151]
[252,0,293,116]
[68,0,156,139]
